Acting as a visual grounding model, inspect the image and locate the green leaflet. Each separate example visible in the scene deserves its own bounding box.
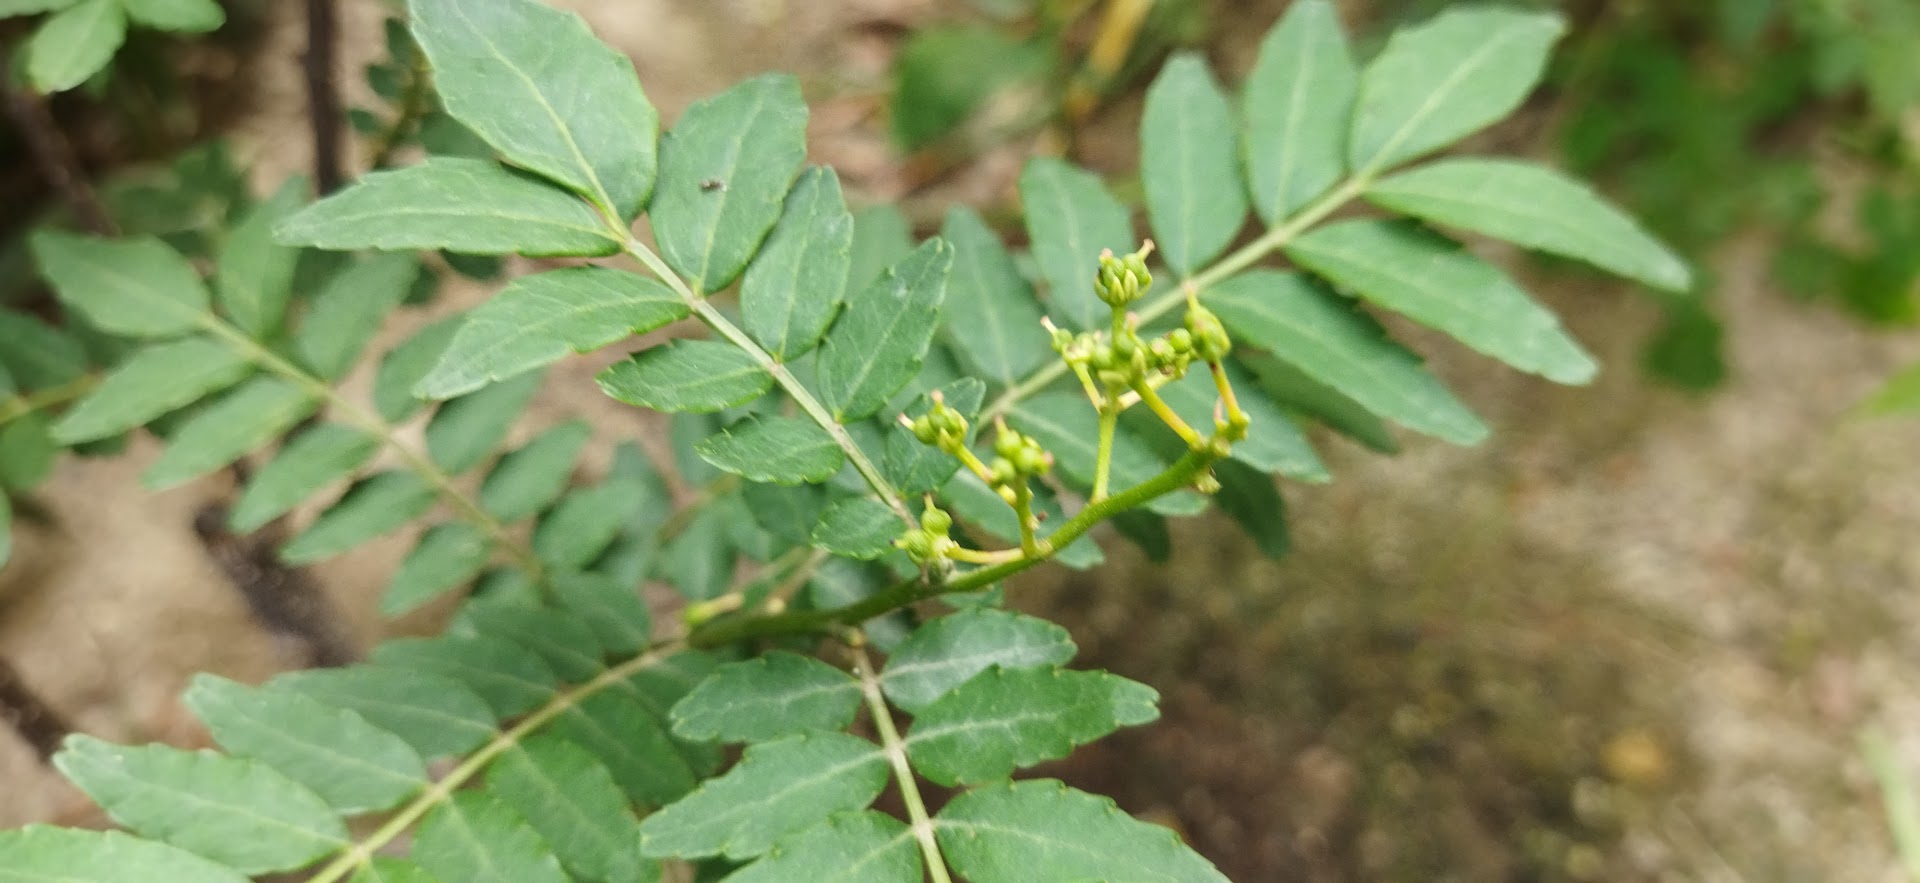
[281,471,437,564]
[548,690,699,808]
[0,312,87,389]
[741,482,831,546]
[551,571,652,655]
[669,652,863,743]
[1207,271,1488,445]
[533,474,659,570]
[1141,53,1247,276]
[419,268,687,399]
[144,377,319,489]
[1213,458,1290,559]
[890,23,1052,151]
[274,159,622,257]
[120,0,224,31]
[277,665,496,760]
[296,253,420,381]
[350,858,443,883]
[410,0,658,221]
[411,790,570,883]
[660,504,735,601]
[1365,157,1694,292]
[848,205,913,293]
[383,522,492,615]
[883,377,985,496]
[1008,393,1206,517]
[229,423,379,532]
[906,666,1158,786]
[811,496,900,559]
[463,603,605,682]
[1020,158,1135,331]
[1,412,59,492]
[486,735,655,883]
[214,176,306,338]
[1241,0,1356,223]
[741,167,854,360]
[1150,366,1328,483]
[1240,352,1398,453]
[653,73,810,292]
[1286,220,1597,385]
[370,635,558,719]
[0,827,250,883]
[695,415,844,485]
[53,337,251,443]
[597,339,771,414]
[934,780,1229,883]
[880,608,1077,714]
[718,810,919,883]
[1347,7,1564,174]
[939,207,1051,386]
[479,420,591,521]
[183,675,427,815]
[26,0,123,92]
[638,731,889,862]
[817,238,954,422]
[425,370,544,474]
[375,319,461,422]
[52,736,347,874]
[31,231,207,337]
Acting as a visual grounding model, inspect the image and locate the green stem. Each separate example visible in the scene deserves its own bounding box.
[1011,481,1042,556]
[852,642,954,883]
[1091,406,1118,501]
[304,642,685,883]
[1133,377,1201,448]
[0,373,98,427]
[981,175,1369,422]
[622,240,916,529]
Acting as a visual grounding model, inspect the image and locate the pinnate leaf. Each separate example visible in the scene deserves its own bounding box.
[935,780,1228,883]
[549,691,699,807]
[370,635,558,719]
[551,571,653,655]
[638,731,888,861]
[375,319,460,422]
[907,666,1158,785]
[26,0,123,93]
[811,496,900,559]
[144,377,318,489]
[31,231,207,337]
[281,471,437,564]
[1242,352,1399,453]
[671,651,862,743]
[277,665,496,760]
[817,238,953,422]
[1020,158,1134,331]
[463,603,605,682]
[880,608,1076,713]
[695,415,844,485]
[849,205,913,293]
[1242,0,1356,222]
[939,207,1051,385]
[52,337,250,443]
[412,790,570,883]
[1141,53,1246,276]
[383,522,492,615]
[0,827,250,883]
[534,474,660,569]
[486,734,654,883]
[480,420,591,521]
[420,268,687,399]
[215,176,306,337]
[425,370,544,474]
[52,735,346,874]
[719,810,919,883]
[741,166,854,359]
[295,253,420,381]
[597,339,771,414]
[229,424,378,532]
[275,159,621,257]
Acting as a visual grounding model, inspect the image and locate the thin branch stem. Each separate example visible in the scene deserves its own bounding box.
[1091,406,1118,500]
[305,642,686,883]
[303,0,346,194]
[1133,377,1201,448]
[852,642,954,883]
[0,374,99,428]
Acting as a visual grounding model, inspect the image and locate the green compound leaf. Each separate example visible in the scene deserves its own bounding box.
[848,205,913,293]
[1141,53,1246,277]
[935,780,1229,883]
[419,267,687,399]
[0,312,87,390]
[375,318,460,423]
[939,207,1051,386]
[184,674,427,816]
[480,420,591,521]
[695,415,844,485]
[551,571,652,655]
[370,635,558,719]
[654,73,810,292]
[425,370,544,474]
[884,377,985,496]
[1008,393,1205,517]
[1366,157,1694,292]
[1151,367,1327,483]
[410,0,658,221]
[669,651,862,744]
[598,339,772,414]
[30,231,207,337]
[412,790,570,883]
[276,665,496,760]
[741,166,854,360]
[1287,219,1596,385]
[1347,6,1564,174]
[548,690,699,808]
[349,858,443,883]
[296,253,419,382]
[906,666,1159,786]
[718,810,919,883]
[1020,158,1135,331]
[817,238,954,422]
[486,734,655,883]
[144,377,318,489]
[281,471,437,564]
[229,424,379,532]
[464,603,604,682]
[214,176,306,338]
[638,731,889,862]
[1208,271,1488,445]
[880,608,1076,713]
[120,0,224,31]
[383,522,492,615]
[52,338,251,444]
[26,0,124,93]
[533,474,661,569]
[1241,0,1356,223]
[811,496,900,560]
[0,826,251,883]
[275,159,621,257]
[52,735,346,874]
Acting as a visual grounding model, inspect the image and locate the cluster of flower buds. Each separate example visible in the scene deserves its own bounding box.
[895,500,957,565]
[1095,243,1154,309]
[905,392,969,451]
[1183,301,1232,363]
[987,424,1051,503]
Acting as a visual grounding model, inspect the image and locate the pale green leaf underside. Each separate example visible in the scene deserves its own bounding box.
[880,608,1076,714]
[1141,53,1246,276]
[669,651,862,743]
[1241,0,1355,223]
[296,253,420,382]
[275,159,621,257]
[0,312,87,390]
[0,826,250,883]
[460,601,603,681]
[1207,270,1487,444]
[26,0,124,93]
[30,231,208,337]
[935,780,1229,883]
[817,238,954,422]
[939,206,1052,386]
[906,666,1159,786]
[419,267,687,400]
[810,496,899,559]
[598,339,772,414]
[719,811,919,883]
[1020,158,1134,331]
[350,858,444,883]
[376,319,461,423]
[1286,219,1596,384]
[547,691,700,807]
[144,377,318,490]
[281,471,438,564]
[1009,393,1206,516]
[229,424,379,532]
[638,731,888,862]
[740,166,854,360]
[214,176,306,338]
[1365,157,1693,292]
[694,415,845,485]
[276,666,496,760]
[53,337,251,444]
[412,790,571,883]
[383,522,492,615]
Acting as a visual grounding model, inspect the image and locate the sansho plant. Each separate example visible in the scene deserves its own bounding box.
[0,0,1690,879]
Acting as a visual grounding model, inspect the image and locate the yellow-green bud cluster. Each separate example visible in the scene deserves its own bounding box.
[895,500,958,565]
[1095,246,1154,308]
[988,426,1050,504]
[1184,303,1232,362]
[905,393,968,450]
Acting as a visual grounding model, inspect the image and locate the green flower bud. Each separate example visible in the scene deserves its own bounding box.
[922,503,953,535]
[911,416,938,445]
[1148,338,1175,365]
[1169,328,1193,353]
[994,429,1022,459]
[991,457,1019,485]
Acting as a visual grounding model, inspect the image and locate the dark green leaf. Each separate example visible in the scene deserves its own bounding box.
[847,205,913,293]
[1020,158,1134,330]
[696,415,844,485]
[1141,53,1246,276]
[906,666,1158,786]
[383,522,492,615]
[31,232,207,337]
[551,571,652,655]
[1213,458,1289,558]
[370,635,558,719]
[295,253,419,381]
[425,370,543,474]
[638,731,888,861]
[597,340,771,413]
[410,0,658,220]
[890,23,1052,150]
[534,475,659,570]
[214,177,306,337]
[275,159,622,257]
[1240,353,1397,453]
[52,337,250,443]
[659,504,734,602]
[0,827,250,883]
[412,790,570,883]
[419,267,687,399]
[463,602,605,682]
[0,413,58,492]
[375,318,460,422]
[281,471,437,564]
[144,377,318,489]
[811,496,900,559]
[1242,0,1356,222]
[549,691,699,807]
[670,652,862,743]
[818,238,953,422]
[741,482,831,546]
[480,420,590,521]
[939,206,1051,385]
[719,810,919,883]
[487,734,653,883]
[120,0,223,31]
[880,608,1076,713]
[0,312,87,390]
[229,423,379,532]
[883,377,985,495]
[26,0,123,93]
[935,780,1228,882]
[1008,393,1206,516]
[277,665,496,759]
[741,167,854,360]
